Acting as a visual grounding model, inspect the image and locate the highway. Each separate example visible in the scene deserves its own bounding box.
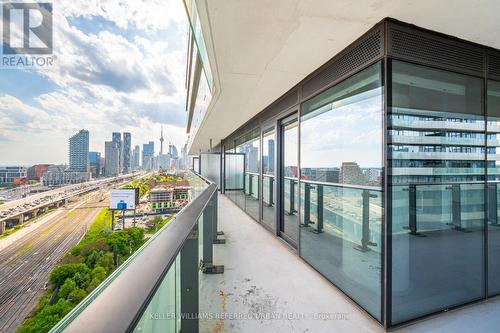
[0,191,109,333]
[0,173,142,225]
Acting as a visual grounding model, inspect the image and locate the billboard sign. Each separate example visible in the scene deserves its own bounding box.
[110,189,138,210]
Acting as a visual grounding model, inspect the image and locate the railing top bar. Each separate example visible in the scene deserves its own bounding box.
[55,182,218,333]
[193,170,216,185]
[300,179,382,191]
[389,181,488,187]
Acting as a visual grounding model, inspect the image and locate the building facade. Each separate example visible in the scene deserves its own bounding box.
[104,141,120,177]
[88,151,101,178]
[69,130,89,172]
[132,145,140,170]
[142,141,154,171]
[27,164,51,181]
[184,6,500,329]
[123,132,131,174]
[41,165,90,186]
[0,166,27,184]
[112,132,122,173]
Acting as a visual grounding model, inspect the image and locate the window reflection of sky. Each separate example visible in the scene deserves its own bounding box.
[301,88,382,169]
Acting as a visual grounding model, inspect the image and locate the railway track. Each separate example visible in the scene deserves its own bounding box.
[0,193,108,333]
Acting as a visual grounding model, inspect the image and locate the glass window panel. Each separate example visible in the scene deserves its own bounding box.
[262,128,276,230]
[200,153,220,188]
[488,80,500,296]
[299,62,383,320]
[133,255,180,332]
[224,151,244,204]
[241,131,260,220]
[389,60,485,324]
[234,129,260,217]
[282,119,299,243]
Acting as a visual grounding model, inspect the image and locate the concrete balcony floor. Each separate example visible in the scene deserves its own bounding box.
[200,194,500,333]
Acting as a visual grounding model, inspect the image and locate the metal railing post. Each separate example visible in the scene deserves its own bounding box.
[302,183,311,227]
[452,184,464,231]
[248,174,253,197]
[181,228,199,333]
[488,183,498,225]
[316,184,324,233]
[408,184,418,235]
[361,190,371,251]
[269,177,274,206]
[289,179,296,215]
[211,193,225,244]
[201,193,224,274]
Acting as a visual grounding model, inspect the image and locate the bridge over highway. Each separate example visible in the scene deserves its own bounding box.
[0,173,144,234]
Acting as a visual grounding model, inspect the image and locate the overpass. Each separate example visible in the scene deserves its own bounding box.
[0,172,145,234]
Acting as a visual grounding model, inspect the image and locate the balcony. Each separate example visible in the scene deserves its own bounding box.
[46,172,500,332]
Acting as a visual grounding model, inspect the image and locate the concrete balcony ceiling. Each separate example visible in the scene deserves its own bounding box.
[190,0,500,154]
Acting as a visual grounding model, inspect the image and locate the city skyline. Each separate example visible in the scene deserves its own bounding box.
[0,129,177,167]
[0,0,188,166]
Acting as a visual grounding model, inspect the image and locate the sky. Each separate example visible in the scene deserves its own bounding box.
[0,0,188,166]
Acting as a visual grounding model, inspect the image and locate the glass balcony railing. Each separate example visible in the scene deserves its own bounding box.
[299,180,382,320]
[49,171,221,333]
[391,182,486,235]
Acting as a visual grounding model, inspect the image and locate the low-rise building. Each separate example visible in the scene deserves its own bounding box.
[41,165,91,186]
[149,181,191,212]
[27,164,52,181]
[0,166,27,184]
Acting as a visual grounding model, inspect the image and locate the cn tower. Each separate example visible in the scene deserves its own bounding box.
[160,125,164,155]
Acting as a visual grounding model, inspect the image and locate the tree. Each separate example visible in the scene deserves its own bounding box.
[96,252,115,273]
[49,264,90,288]
[91,266,107,281]
[72,271,90,289]
[68,288,87,304]
[18,299,72,333]
[85,249,104,268]
[151,216,163,232]
[58,278,77,300]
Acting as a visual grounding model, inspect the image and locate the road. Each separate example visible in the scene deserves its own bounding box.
[0,191,108,333]
[0,172,141,222]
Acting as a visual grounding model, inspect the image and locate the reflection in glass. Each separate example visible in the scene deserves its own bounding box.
[224,150,244,205]
[281,118,299,244]
[199,154,220,188]
[488,80,500,296]
[235,130,260,220]
[133,256,180,332]
[262,128,276,230]
[389,61,484,324]
[299,62,383,320]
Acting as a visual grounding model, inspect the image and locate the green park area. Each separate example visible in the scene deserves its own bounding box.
[17,209,146,333]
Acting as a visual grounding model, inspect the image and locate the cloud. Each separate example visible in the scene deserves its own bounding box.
[0,0,189,165]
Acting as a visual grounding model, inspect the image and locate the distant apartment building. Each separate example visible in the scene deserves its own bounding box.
[105,141,120,177]
[69,130,89,172]
[158,154,170,170]
[112,132,122,172]
[363,168,382,185]
[27,164,51,181]
[180,143,188,170]
[0,166,27,184]
[41,165,90,186]
[339,162,366,186]
[301,167,339,183]
[169,144,178,158]
[132,145,140,170]
[142,141,154,171]
[89,152,101,178]
[149,181,190,212]
[123,132,131,174]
